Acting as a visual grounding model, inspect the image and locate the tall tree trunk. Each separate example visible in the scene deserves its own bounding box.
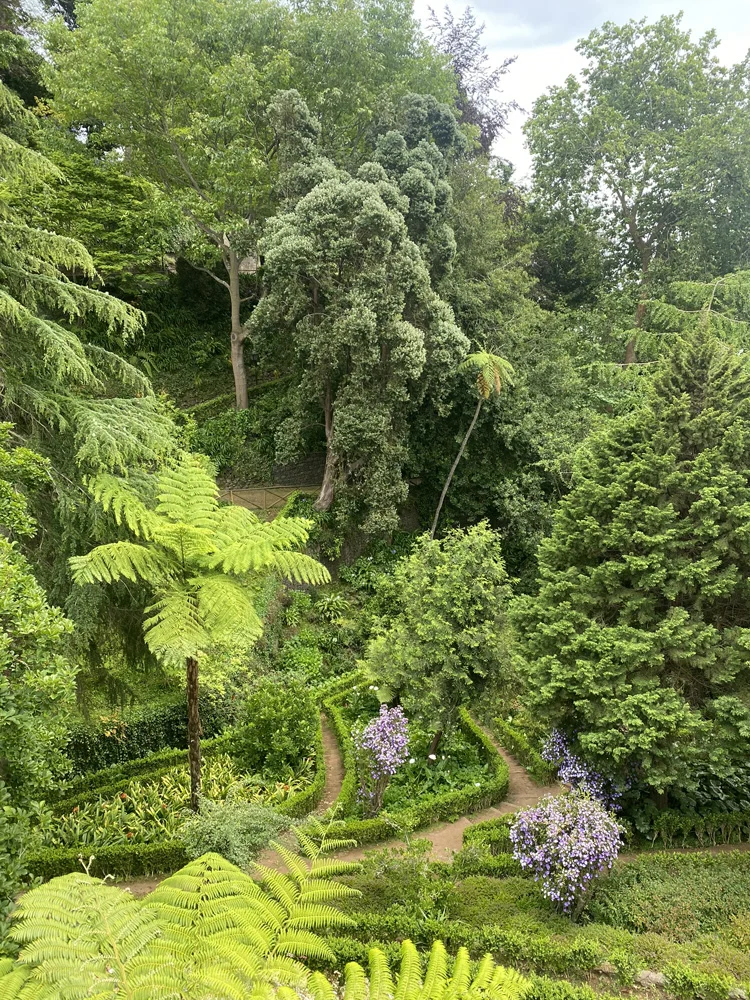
[186,656,202,812]
[430,397,483,539]
[228,249,248,410]
[315,381,336,512]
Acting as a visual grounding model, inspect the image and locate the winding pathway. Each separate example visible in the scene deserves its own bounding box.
[120,716,556,895]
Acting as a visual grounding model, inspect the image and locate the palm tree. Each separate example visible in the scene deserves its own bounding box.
[430,351,515,540]
[70,454,329,809]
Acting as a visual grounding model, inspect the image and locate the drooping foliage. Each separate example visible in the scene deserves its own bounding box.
[513,329,750,804]
[0,78,175,469]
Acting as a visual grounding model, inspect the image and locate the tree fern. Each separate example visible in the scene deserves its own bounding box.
[70,454,330,807]
[0,847,530,1000]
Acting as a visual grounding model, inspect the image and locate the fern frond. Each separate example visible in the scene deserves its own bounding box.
[274,930,335,962]
[69,541,171,586]
[143,587,208,661]
[193,573,263,647]
[343,961,369,1000]
[395,940,423,1000]
[443,947,471,1000]
[420,940,448,1000]
[156,455,218,527]
[309,971,337,1000]
[87,473,159,539]
[269,842,309,881]
[368,947,395,1000]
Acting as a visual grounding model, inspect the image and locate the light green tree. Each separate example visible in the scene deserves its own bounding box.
[366,523,514,752]
[69,454,329,809]
[430,351,514,539]
[525,15,750,362]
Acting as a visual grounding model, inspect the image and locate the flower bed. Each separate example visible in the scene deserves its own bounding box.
[315,698,509,845]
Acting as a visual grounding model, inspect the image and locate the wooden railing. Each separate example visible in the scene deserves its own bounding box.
[219,485,320,518]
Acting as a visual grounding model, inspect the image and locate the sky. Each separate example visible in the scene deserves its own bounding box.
[412,0,750,181]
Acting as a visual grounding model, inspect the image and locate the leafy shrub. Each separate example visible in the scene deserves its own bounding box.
[280,639,325,679]
[589,851,750,941]
[180,800,290,868]
[230,676,317,777]
[446,875,554,927]
[511,792,622,918]
[665,963,738,1000]
[463,816,514,855]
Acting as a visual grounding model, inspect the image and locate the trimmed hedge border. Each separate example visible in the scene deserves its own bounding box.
[320,915,605,975]
[491,718,557,785]
[312,704,510,846]
[25,840,189,881]
[277,715,327,819]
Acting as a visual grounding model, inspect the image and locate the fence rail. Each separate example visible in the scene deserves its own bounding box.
[219,485,320,518]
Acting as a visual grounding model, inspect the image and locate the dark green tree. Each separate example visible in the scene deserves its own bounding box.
[366,523,513,750]
[513,329,750,800]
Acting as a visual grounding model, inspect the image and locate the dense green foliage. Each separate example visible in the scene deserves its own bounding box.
[366,525,513,738]
[3,0,750,992]
[513,331,750,808]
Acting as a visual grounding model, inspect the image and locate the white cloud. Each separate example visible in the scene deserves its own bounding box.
[416,0,750,181]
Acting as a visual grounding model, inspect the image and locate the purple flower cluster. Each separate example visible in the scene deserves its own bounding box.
[542,730,621,811]
[353,706,409,816]
[510,792,622,917]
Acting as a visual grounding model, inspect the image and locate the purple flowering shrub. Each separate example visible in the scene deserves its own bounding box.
[353,705,410,816]
[542,729,621,811]
[510,791,622,918]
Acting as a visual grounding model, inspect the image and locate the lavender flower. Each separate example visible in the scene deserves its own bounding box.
[353,705,409,816]
[542,729,621,811]
[510,791,622,918]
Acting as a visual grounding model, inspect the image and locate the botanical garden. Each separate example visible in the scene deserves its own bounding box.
[1,0,750,997]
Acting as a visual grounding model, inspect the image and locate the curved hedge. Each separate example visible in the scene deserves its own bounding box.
[314,705,510,846]
[491,718,557,785]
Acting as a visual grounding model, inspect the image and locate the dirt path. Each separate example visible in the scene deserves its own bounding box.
[316,714,344,813]
[121,712,345,897]
[335,724,560,864]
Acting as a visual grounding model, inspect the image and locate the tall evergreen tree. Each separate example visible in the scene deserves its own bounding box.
[513,330,750,801]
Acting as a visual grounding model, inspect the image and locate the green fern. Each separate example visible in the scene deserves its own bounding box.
[0,80,175,471]
[0,843,530,1000]
[69,453,330,806]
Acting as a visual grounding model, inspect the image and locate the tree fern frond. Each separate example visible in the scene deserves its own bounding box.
[395,940,423,1000]
[252,868,298,911]
[193,574,263,648]
[273,930,335,962]
[269,843,309,881]
[87,473,159,538]
[156,455,218,527]
[368,947,395,1000]
[69,541,171,586]
[442,947,471,1000]
[143,587,208,661]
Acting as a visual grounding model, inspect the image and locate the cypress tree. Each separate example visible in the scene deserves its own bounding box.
[513,329,750,799]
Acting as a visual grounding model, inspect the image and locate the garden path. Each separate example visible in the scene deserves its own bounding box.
[333,723,560,864]
[119,720,554,896]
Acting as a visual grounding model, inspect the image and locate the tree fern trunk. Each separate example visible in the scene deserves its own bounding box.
[186,656,202,812]
[430,397,483,539]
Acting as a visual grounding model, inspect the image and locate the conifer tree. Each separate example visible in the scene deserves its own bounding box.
[69,455,329,809]
[513,329,750,800]
[0,79,174,470]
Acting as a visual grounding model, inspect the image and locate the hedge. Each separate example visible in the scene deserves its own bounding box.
[64,694,234,776]
[25,840,189,881]
[277,715,327,819]
[645,807,750,849]
[323,915,605,975]
[491,718,557,785]
[313,706,510,846]
[462,814,514,854]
